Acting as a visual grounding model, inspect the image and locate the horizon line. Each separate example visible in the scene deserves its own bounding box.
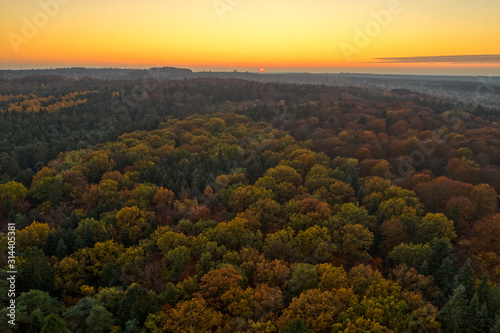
[374,54,500,64]
[1,66,500,78]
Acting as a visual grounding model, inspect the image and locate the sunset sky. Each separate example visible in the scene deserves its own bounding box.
[1,0,500,75]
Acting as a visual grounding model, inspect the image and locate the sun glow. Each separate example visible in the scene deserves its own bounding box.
[1,0,499,74]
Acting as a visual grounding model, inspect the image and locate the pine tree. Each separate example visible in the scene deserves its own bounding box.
[280,318,313,333]
[41,314,67,333]
[419,260,430,276]
[435,256,457,300]
[55,239,68,259]
[477,272,497,325]
[121,228,133,248]
[251,157,264,181]
[100,261,121,288]
[478,273,492,305]
[19,248,54,292]
[82,223,95,249]
[447,203,461,235]
[467,293,487,333]
[117,284,159,326]
[454,259,475,300]
[428,239,454,270]
[27,309,44,333]
[124,319,141,333]
[356,185,365,203]
[440,284,468,333]
[43,231,57,256]
[491,314,500,333]
[144,217,157,239]
[64,211,81,230]
[61,228,76,255]
[368,196,379,215]
[191,167,205,195]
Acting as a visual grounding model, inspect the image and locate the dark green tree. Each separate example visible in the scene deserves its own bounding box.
[43,231,58,256]
[440,284,468,333]
[86,304,115,333]
[491,314,500,333]
[18,248,54,292]
[124,319,141,333]
[117,284,159,326]
[99,261,122,288]
[286,263,318,301]
[454,259,475,299]
[280,318,314,333]
[121,228,133,248]
[41,314,67,333]
[467,293,487,333]
[17,290,62,318]
[65,297,102,333]
[27,309,44,333]
[55,239,68,259]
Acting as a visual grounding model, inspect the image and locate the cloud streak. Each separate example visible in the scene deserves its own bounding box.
[374,54,500,64]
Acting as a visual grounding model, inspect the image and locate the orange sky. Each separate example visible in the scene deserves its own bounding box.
[1,0,500,75]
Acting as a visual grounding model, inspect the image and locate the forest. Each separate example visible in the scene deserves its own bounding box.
[1,75,500,332]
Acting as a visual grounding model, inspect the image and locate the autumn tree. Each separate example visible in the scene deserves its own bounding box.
[414,213,456,243]
[198,265,244,309]
[115,206,155,244]
[335,223,374,262]
[145,297,224,332]
[0,181,28,208]
[470,183,498,219]
[279,288,354,332]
